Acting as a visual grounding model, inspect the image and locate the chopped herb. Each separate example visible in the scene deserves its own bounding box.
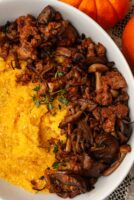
[55,71,64,78]
[33,85,40,92]
[32,95,41,107]
[34,99,41,107]
[59,89,67,95]
[52,162,60,170]
[43,95,54,104]
[50,88,67,96]
[32,93,55,109]
[39,95,54,107]
[53,144,59,153]
[50,89,67,95]
[32,95,36,101]
[32,87,68,110]
[58,96,69,106]
[48,103,53,110]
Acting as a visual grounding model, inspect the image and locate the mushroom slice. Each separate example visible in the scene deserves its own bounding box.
[55,47,72,58]
[77,99,97,111]
[59,103,88,128]
[58,23,78,47]
[88,64,108,91]
[37,6,56,24]
[103,144,131,176]
[88,64,108,73]
[110,89,119,98]
[65,138,71,152]
[120,144,131,154]
[91,134,119,163]
[45,170,91,198]
[96,72,102,91]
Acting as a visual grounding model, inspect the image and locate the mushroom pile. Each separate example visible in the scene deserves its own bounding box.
[0,5,132,199]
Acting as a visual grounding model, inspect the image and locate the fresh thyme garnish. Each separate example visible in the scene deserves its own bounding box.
[32,95,36,101]
[58,96,69,106]
[48,103,53,110]
[33,85,40,92]
[32,85,69,110]
[53,144,59,153]
[59,89,67,95]
[50,88,67,96]
[55,71,64,78]
[40,95,54,104]
[32,95,41,107]
[52,162,60,170]
[39,95,54,110]
[34,99,41,107]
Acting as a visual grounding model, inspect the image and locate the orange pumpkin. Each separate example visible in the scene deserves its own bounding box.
[122,17,134,74]
[61,0,130,29]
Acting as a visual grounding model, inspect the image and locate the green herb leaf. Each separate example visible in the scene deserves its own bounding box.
[59,89,67,95]
[32,95,36,101]
[33,85,40,92]
[40,95,54,105]
[45,95,54,103]
[34,99,41,107]
[52,162,60,170]
[53,144,59,153]
[48,103,53,110]
[50,89,67,96]
[55,71,64,78]
[32,95,41,107]
[58,96,69,106]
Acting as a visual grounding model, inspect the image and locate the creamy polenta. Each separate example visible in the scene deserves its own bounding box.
[0,56,67,192]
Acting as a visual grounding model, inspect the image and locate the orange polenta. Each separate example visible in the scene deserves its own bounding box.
[0,56,67,192]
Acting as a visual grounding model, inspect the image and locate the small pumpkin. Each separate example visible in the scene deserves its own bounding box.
[122,17,134,74]
[61,0,130,29]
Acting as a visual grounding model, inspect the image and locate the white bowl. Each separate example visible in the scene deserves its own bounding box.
[0,0,134,200]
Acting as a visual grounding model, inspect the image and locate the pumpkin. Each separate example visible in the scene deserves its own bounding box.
[61,0,130,29]
[122,17,134,74]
